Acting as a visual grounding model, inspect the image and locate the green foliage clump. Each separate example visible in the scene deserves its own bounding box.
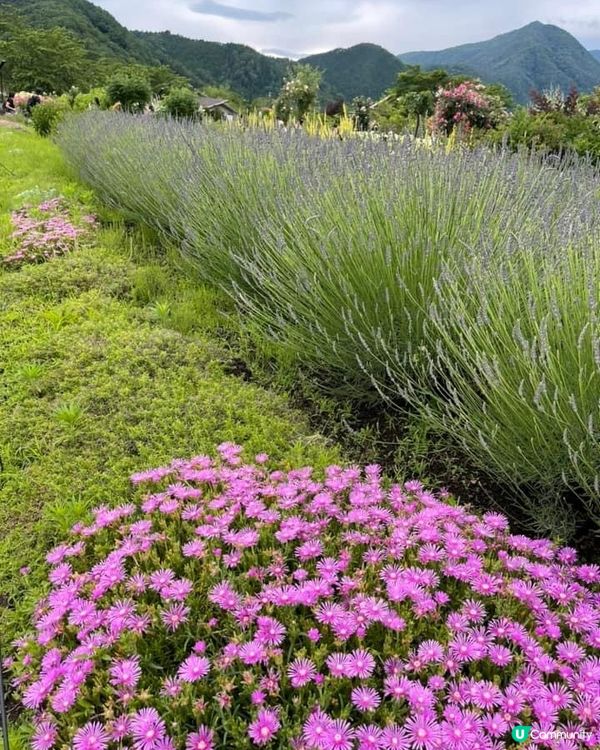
[351,96,372,131]
[162,87,198,119]
[106,74,152,112]
[31,99,69,136]
[490,96,600,160]
[72,87,109,111]
[0,0,161,65]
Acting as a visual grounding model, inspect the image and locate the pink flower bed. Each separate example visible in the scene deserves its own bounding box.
[10,445,600,749]
[3,197,95,267]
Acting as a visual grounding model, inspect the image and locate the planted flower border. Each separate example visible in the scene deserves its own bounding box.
[10,445,600,750]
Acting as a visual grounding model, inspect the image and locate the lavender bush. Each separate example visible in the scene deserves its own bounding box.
[11,446,600,750]
[55,113,600,534]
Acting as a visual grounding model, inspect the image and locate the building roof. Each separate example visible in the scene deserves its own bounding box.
[199,96,238,114]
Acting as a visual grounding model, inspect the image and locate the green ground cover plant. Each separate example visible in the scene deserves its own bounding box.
[55,113,600,541]
[0,127,338,660]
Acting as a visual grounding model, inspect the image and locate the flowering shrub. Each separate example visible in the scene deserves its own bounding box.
[3,198,95,267]
[431,82,504,135]
[274,65,322,123]
[11,445,600,750]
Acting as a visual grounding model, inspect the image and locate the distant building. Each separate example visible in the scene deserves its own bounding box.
[198,96,239,121]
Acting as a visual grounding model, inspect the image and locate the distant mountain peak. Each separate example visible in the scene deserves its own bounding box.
[400,21,600,103]
[301,44,405,100]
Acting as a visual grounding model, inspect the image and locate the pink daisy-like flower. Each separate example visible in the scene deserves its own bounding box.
[346,649,376,679]
[356,725,384,750]
[405,715,441,750]
[351,687,381,712]
[256,616,286,645]
[239,640,268,665]
[303,709,333,749]
[326,652,352,678]
[323,719,355,750]
[73,722,109,750]
[248,709,280,745]
[32,722,58,750]
[161,677,181,699]
[130,708,166,750]
[109,656,141,690]
[186,727,214,750]
[380,725,410,750]
[110,716,132,741]
[288,657,317,688]
[160,603,190,631]
[177,654,210,682]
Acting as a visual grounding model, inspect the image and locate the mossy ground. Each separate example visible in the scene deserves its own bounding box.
[0,127,339,652]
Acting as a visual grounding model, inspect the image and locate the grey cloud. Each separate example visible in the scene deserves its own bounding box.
[189,1,293,22]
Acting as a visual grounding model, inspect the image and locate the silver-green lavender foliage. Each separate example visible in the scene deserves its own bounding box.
[57,112,600,536]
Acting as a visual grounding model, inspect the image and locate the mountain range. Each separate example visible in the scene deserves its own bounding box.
[401,22,600,104]
[3,0,600,105]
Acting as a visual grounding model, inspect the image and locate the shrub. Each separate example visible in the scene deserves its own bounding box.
[73,88,110,112]
[54,113,600,536]
[492,108,600,161]
[163,88,199,119]
[31,100,68,137]
[106,75,152,113]
[431,82,505,135]
[11,445,600,750]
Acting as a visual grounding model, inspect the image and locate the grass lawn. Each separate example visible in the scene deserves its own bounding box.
[0,125,340,650]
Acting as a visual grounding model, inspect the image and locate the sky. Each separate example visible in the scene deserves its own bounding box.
[93,0,600,57]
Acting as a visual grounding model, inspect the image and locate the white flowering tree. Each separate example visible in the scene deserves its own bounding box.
[274,64,322,124]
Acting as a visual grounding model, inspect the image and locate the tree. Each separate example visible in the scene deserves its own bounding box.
[0,10,91,93]
[163,87,198,118]
[93,60,189,95]
[106,74,152,112]
[145,65,189,96]
[275,64,322,124]
[390,65,455,136]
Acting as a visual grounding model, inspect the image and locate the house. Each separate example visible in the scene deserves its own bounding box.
[198,96,239,121]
